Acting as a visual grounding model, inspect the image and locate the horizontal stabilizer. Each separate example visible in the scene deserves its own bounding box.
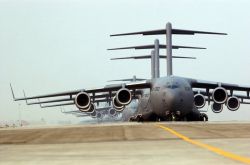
[111,55,196,60]
[108,44,206,50]
[111,29,227,36]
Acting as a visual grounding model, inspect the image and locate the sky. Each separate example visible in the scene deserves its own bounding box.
[1,0,250,123]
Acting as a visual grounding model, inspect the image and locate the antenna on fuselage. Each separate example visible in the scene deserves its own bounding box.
[110,22,227,76]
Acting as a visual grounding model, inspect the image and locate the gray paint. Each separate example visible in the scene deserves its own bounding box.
[166,22,173,76]
[151,50,155,79]
[154,39,160,78]
[12,22,242,122]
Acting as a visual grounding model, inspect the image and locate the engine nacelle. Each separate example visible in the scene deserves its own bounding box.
[112,96,125,112]
[194,94,206,108]
[211,103,223,113]
[79,103,95,113]
[199,113,208,121]
[212,87,228,104]
[115,88,132,106]
[108,108,117,117]
[96,112,103,119]
[226,96,240,111]
[75,92,91,109]
[89,110,97,118]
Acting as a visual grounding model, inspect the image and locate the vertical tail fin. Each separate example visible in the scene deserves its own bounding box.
[166,22,173,76]
[154,39,160,78]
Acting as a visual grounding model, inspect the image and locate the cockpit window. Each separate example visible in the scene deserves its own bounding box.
[171,85,179,89]
[166,81,179,89]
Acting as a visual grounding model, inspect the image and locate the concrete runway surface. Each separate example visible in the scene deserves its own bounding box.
[0,122,250,165]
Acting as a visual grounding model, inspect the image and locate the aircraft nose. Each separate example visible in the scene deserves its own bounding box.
[164,90,176,111]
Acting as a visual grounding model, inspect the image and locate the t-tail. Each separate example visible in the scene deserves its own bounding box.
[108,38,202,79]
[110,22,227,76]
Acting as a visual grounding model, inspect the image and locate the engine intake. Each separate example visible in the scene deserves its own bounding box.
[115,88,132,106]
[211,103,223,113]
[226,96,240,111]
[194,94,206,108]
[108,108,117,117]
[75,92,91,109]
[212,87,228,104]
[96,112,103,119]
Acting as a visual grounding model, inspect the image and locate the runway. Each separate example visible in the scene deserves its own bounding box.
[0,122,250,165]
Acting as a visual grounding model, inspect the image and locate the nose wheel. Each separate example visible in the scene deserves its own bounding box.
[165,113,178,121]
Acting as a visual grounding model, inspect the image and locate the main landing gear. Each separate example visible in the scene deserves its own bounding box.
[129,114,143,122]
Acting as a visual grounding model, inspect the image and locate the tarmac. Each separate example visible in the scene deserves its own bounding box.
[0,122,250,165]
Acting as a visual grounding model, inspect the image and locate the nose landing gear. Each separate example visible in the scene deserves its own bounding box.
[165,112,180,121]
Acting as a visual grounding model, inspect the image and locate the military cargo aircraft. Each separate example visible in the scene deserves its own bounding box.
[11,22,250,121]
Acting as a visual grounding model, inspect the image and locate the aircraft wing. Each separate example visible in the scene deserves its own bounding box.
[190,79,250,92]
[40,98,113,108]
[190,78,250,96]
[193,89,250,103]
[11,80,151,101]
[25,92,118,105]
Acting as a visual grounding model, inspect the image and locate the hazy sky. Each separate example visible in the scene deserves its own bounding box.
[1,0,250,123]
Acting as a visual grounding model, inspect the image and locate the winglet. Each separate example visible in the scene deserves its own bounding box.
[22,90,30,105]
[10,83,16,101]
[38,99,44,108]
[60,107,64,113]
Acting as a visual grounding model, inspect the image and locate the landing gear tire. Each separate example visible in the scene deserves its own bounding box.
[200,113,208,121]
[129,116,136,122]
[135,114,143,122]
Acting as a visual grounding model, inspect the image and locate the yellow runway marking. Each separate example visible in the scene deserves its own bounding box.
[156,124,250,164]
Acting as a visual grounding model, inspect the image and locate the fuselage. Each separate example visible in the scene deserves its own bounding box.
[137,76,196,120]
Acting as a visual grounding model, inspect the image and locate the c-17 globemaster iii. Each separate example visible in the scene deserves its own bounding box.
[10,22,250,122]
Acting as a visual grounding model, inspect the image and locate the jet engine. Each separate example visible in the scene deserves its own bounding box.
[199,113,208,121]
[108,108,117,117]
[96,112,103,119]
[226,96,240,111]
[115,88,132,106]
[79,103,95,113]
[212,87,228,104]
[194,94,206,108]
[211,102,223,113]
[89,110,97,118]
[75,92,91,109]
[112,96,125,112]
